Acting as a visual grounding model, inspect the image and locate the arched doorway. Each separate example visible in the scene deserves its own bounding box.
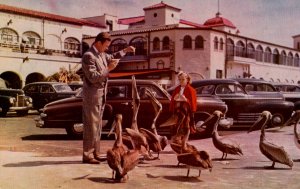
[25,72,45,84]
[0,71,22,89]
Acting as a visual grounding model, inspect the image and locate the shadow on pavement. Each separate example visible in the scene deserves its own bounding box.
[3,160,82,167]
[163,175,203,182]
[21,134,80,141]
[88,177,120,184]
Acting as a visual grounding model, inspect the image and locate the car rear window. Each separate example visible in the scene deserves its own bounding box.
[53,84,73,92]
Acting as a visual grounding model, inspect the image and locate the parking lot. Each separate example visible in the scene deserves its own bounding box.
[1,112,300,189]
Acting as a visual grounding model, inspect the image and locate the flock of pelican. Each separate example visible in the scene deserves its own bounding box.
[105,76,299,182]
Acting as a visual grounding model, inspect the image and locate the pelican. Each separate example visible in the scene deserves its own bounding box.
[106,114,139,182]
[290,111,300,149]
[211,111,243,160]
[138,87,168,159]
[177,150,213,177]
[248,111,293,168]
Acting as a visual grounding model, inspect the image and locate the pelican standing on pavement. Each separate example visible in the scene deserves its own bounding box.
[107,114,140,182]
[211,111,243,160]
[248,111,293,168]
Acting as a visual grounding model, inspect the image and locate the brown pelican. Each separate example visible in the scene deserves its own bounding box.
[211,111,243,160]
[177,150,213,177]
[248,111,293,168]
[106,114,139,182]
[138,87,168,159]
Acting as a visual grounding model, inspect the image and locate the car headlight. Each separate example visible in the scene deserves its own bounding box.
[9,97,16,104]
[27,97,33,103]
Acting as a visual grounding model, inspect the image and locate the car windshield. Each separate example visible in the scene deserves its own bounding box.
[53,84,73,92]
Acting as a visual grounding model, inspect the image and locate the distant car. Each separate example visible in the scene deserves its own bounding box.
[168,79,294,127]
[35,79,228,138]
[23,82,76,111]
[233,78,285,98]
[0,78,32,116]
[272,82,300,110]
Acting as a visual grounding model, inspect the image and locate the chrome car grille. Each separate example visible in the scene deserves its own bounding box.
[236,113,261,124]
[16,94,25,107]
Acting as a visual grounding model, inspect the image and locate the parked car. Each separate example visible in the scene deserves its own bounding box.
[272,82,300,110]
[35,79,228,138]
[68,82,83,91]
[23,82,76,111]
[0,78,32,117]
[168,79,294,127]
[233,78,286,98]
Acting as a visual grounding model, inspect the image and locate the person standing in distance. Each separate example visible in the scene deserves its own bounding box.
[81,32,135,164]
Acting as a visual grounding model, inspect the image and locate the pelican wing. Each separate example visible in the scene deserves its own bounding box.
[107,149,123,175]
[122,150,140,176]
[139,128,159,143]
[260,141,293,167]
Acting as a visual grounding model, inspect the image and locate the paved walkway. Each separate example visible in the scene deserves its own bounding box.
[1,126,299,189]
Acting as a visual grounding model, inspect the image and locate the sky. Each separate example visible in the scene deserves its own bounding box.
[1,0,299,47]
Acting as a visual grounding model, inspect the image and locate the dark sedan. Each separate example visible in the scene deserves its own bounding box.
[35,79,228,138]
[23,82,76,110]
[272,82,300,110]
[169,79,294,127]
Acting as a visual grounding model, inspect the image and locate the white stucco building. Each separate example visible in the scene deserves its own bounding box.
[0,4,118,88]
[84,1,300,87]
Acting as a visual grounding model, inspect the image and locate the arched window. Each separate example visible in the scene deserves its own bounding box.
[153,37,160,51]
[280,50,287,65]
[0,27,19,43]
[294,53,299,67]
[213,36,218,50]
[109,38,127,53]
[162,36,170,50]
[219,38,224,50]
[287,52,293,66]
[195,35,204,49]
[183,35,192,49]
[264,47,272,63]
[255,45,263,62]
[236,40,245,57]
[129,36,147,55]
[272,49,279,64]
[22,31,41,46]
[247,43,255,59]
[226,38,234,57]
[64,37,80,50]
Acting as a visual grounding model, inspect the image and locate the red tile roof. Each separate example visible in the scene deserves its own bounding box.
[143,1,181,11]
[204,15,236,29]
[179,19,206,28]
[118,16,145,25]
[0,4,105,28]
[118,16,204,28]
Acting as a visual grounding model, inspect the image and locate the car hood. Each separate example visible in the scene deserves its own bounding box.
[45,96,81,107]
[0,88,24,96]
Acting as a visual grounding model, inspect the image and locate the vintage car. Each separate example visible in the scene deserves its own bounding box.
[35,79,228,138]
[169,79,294,127]
[272,82,300,110]
[0,78,32,117]
[23,82,76,111]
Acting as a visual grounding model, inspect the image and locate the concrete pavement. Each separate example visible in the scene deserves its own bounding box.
[1,125,299,189]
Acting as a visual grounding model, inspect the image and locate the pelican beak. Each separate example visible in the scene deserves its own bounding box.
[108,120,116,137]
[248,115,264,133]
[282,111,300,128]
[160,114,178,127]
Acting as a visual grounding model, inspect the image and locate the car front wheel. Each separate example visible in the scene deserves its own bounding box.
[65,123,83,139]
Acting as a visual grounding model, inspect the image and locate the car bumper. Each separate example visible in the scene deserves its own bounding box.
[34,113,47,128]
[9,105,32,111]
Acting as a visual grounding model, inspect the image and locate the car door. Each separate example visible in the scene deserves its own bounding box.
[106,83,133,130]
[39,84,55,108]
[137,84,171,130]
[214,84,250,119]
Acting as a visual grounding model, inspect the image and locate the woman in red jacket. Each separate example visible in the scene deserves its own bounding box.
[169,71,197,133]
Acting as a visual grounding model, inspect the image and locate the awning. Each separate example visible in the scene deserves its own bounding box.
[109,69,170,78]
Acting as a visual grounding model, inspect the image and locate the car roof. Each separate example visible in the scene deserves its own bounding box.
[233,78,273,85]
[191,79,241,85]
[25,82,68,85]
